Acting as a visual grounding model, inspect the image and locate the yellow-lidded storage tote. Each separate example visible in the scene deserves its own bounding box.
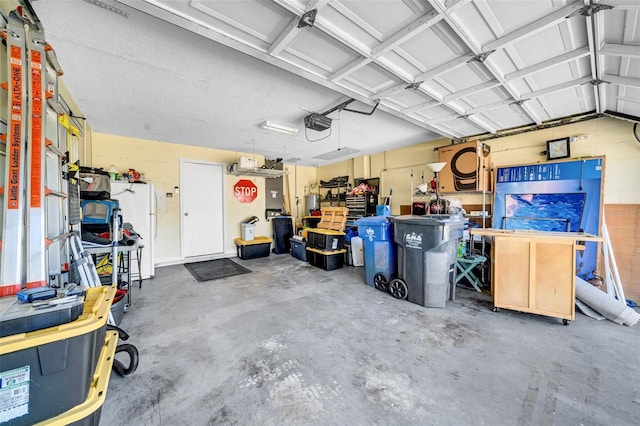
[0,287,114,425]
[235,236,272,259]
[35,330,119,426]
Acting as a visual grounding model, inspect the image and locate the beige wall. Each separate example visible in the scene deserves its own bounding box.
[285,164,317,220]
[91,132,316,264]
[320,117,638,213]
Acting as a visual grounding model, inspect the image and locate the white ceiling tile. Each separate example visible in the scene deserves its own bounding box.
[346,62,400,92]
[285,28,359,74]
[192,0,292,43]
[396,25,464,71]
[338,0,426,38]
[386,89,432,108]
[435,63,489,92]
[378,50,423,79]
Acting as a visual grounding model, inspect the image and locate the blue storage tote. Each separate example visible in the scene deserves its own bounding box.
[81,199,119,224]
[290,238,307,261]
[357,216,396,288]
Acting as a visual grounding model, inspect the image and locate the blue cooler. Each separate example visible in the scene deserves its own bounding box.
[357,216,395,289]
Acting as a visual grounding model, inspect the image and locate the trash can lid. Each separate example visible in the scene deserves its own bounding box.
[390,214,464,225]
[356,215,392,226]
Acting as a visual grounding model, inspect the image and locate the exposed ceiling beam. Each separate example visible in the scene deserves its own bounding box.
[371,11,443,57]
[443,79,502,102]
[376,81,413,98]
[425,0,521,132]
[521,76,593,100]
[598,0,640,9]
[464,98,515,115]
[600,42,640,58]
[267,17,303,57]
[329,58,372,81]
[117,0,446,135]
[584,4,604,113]
[504,46,591,81]
[603,74,640,88]
[329,11,442,83]
[428,0,543,125]
[414,52,475,81]
[402,99,441,114]
[482,2,585,52]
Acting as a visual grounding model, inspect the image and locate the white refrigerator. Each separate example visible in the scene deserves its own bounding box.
[110,181,156,280]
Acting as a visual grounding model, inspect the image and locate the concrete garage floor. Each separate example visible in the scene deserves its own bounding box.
[101,254,640,425]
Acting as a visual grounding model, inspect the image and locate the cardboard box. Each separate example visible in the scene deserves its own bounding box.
[438,140,491,193]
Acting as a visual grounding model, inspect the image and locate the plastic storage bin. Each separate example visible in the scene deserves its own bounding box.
[390,215,463,307]
[241,223,255,241]
[235,236,272,259]
[0,297,84,338]
[0,286,114,425]
[290,238,307,261]
[81,199,119,224]
[357,216,395,289]
[40,330,119,426]
[306,248,346,271]
[306,229,345,251]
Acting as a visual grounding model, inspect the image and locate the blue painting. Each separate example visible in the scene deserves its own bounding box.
[504,193,586,232]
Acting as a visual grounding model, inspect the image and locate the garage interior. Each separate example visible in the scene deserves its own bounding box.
[1,0,640,425]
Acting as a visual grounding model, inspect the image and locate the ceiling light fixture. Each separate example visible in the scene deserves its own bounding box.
[260,121,299,135]
[313,147,360,161]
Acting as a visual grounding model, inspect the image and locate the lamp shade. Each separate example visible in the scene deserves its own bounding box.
[427,162,447,173]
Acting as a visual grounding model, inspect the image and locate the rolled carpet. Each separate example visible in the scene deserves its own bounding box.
[575,277,640,327]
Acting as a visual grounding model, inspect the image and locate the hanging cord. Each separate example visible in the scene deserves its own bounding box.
[304,123,332,142]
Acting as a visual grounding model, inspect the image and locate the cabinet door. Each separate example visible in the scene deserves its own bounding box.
[493,238,531,309]
[532,241,575,318]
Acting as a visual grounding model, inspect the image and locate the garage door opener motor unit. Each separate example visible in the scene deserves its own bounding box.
[304,113,332,131]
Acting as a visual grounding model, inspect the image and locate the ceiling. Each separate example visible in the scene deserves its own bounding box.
[30,0,640,167]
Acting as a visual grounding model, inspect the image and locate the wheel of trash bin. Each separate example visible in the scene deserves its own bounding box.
[374,273,389,292]
[388,279,408,300]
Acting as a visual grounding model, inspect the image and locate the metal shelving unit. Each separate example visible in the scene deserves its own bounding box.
[228,167,287,179]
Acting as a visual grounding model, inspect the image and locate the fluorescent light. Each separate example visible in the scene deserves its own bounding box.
[313,147,360,161]
[260,120,299,135]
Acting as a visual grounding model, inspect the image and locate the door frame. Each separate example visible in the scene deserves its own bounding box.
[179,158,227,259]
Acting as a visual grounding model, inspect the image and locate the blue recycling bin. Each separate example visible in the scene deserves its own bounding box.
[357,216,395,290]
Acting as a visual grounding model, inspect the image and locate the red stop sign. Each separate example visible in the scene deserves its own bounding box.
[233,179,258,203]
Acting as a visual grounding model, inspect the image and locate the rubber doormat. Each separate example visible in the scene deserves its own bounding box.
[184,258,251,282]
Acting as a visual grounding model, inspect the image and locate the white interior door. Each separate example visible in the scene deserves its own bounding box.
[180,160,225,257]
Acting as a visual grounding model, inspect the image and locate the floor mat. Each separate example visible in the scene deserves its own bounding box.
[184,258,251,282]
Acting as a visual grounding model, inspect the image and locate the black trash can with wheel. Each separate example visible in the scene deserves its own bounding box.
[390,215,463,307]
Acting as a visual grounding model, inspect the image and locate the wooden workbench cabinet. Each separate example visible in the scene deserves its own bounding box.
[471,230,601,323]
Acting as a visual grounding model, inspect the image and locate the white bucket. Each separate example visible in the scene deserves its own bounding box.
[241,223,255,241]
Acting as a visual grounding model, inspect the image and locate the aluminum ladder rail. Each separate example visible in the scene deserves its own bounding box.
[25,24,68,289]
[0,13,27,296]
